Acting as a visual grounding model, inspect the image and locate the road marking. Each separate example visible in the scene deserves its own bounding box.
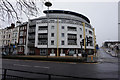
[13,64,31,67]
[82,62,99,64]
[13,64,49,69]
[34,66,49,69]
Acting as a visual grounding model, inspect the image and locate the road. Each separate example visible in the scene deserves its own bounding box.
[1,48,119,80]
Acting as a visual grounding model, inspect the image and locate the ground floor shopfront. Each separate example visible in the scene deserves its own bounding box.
[2,45,17,55]
[28,48,94,57]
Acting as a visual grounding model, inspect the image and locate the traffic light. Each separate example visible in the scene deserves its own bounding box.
[82,39,84,46]
[86,37,89,46]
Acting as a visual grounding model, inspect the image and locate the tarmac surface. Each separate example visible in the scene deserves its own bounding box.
[1,48,119,80]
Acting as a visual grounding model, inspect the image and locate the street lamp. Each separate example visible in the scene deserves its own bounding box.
[44,1,52,57]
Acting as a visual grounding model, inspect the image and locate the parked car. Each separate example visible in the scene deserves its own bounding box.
[1,52,7,56]
[13,51,17,55]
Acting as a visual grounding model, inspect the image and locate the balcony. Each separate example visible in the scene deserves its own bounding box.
[28,42,35,47]
[19,34,23,37]
[68,36,77,39]
[28,36,35,39]
[29,29,35,33]
[39,28,47,30]
[38,35,47,38]
[29,51,35,55]
[68,43,77,45]
[38,40,47,45]
[68,40,77,45]
[38,42,47,45]
[68,29,76,31]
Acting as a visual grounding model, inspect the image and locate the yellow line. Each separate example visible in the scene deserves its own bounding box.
[4,59,99,64]
[82,22,86,50]
[82,62,99,64]
[57,18,59,57]
[93,28,96,56]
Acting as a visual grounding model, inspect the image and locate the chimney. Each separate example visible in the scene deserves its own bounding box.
[16,21,21,26]
[11,23,15,28]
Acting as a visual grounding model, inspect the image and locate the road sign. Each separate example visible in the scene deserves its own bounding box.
[13,45,15,48]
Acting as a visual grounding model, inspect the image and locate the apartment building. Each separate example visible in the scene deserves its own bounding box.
[17,22,28,55]
[2,23,15,55]
[26,10,95,56]
[0,29,2,53]
[26,19,36,55]
[10,26,19,54]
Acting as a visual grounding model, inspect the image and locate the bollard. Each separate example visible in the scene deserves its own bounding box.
[48,74,51,80]
[91,56,93,61]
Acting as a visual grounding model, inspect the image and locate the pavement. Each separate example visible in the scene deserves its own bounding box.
[1,48,119,80]
[103,47,119,57]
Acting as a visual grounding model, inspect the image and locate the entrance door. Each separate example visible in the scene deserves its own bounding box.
[40,49,47,56]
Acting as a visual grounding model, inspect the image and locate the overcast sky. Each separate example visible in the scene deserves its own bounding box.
[1,0,119,46]
[44,1,118,46]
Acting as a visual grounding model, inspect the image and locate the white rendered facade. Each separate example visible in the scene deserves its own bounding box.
[11,27,19,45]
[28,10,95,56]
[0,29,2,53]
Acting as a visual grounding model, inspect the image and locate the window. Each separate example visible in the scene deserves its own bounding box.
[68,26,77,31]
[39,26,47,30]
[89,30,92,35]
[24,32,26,35]
[20,31,23,36]
[38,40,47,45]
[51,33,54,37]
[86,29,87,32]
[51,49,54,54]
[3,35,5,38]
[62,26,64,29]
[19,38,23,44]
[61,41,64,45]
[61,33,64,37]
[51,26,54,29]
[20,27,24,30]
[50,20,55,23]
[80,28,82,31]
[40,49,47,56]
[80,35,82,38]
[15,33,17,37]
[24,26,26,30]
[51,40,54,45]
[15,39,17,43]
[19,47,23,52]
[24,38,26,44]
[9,34,10,38]
[68,40,77,45]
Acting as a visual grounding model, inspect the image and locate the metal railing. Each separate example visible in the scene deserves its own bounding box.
[38,35,47,38]
[29,29,35,33]
[27,42,35,47]
[1,68,100,80]
[28,36,35,39]
[68,36,77,39]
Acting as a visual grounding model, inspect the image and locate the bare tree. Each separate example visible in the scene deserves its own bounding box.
[0,0,46,22]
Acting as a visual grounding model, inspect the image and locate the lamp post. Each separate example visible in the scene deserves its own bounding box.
[44,2,52,58]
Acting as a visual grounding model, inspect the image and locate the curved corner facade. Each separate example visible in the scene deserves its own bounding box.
[27,10,95,56]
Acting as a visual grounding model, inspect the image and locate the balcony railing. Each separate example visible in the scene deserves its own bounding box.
[29,51,35,54]
[28,42,34,47]
[38,42,47,45]
[68,43,77,45]
[68,36,77,39]
[28,36,35,39]
[39,28,47,30]
[38,35,47,38]
[29,29,35,33]
[68,29,76,31]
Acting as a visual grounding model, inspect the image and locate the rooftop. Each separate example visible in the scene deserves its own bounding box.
[43,10,90,23]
